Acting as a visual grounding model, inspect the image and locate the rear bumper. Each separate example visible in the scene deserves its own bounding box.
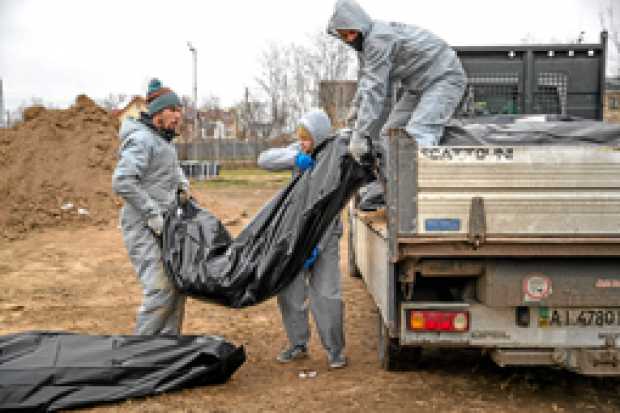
[400,302,620,376]
[491,348,620,376]
[400,302,620,348]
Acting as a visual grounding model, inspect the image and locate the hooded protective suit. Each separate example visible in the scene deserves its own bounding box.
[328,0,466,146]
[257,110,345,358]
[112,115,189,335]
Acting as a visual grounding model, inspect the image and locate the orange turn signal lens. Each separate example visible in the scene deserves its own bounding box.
[410,311,425,330]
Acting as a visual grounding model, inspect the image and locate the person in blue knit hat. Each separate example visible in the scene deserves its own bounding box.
[112,78,190,335]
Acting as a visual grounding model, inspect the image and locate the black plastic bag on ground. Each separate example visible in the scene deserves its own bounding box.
[162,136,373,307]
[0,331,245,412]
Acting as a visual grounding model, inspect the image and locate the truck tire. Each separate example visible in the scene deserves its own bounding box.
[378,311,421,371]
[347,207,362,278]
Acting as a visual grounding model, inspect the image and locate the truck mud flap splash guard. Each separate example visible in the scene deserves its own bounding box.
[0,331,246,411]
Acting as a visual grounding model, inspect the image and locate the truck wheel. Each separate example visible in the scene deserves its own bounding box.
[378,311,421,371]
[347,207,362,278]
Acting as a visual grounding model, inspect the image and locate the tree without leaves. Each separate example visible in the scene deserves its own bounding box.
[600,0,620,76]
[200,94,222,111]
[234,90,271,140]
[254,31,357,134]
[98,93,127,111]
[255,42,289,137]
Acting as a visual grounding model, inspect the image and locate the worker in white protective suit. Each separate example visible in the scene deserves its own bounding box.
[328,0,467,208]
[257,110,347,369]
[112,79,190,335]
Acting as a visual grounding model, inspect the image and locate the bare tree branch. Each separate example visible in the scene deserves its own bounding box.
[254,31,357,133]
[600,0,620,76]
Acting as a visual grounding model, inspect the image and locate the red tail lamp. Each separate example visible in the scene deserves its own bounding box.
[408,310,469,332]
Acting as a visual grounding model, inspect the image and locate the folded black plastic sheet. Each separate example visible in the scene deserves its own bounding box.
[162,136,372,308]
[0,331,245,412]
[443,117,620,146]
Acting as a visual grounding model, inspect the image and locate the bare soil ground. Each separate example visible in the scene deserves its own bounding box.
[2,176,620,413]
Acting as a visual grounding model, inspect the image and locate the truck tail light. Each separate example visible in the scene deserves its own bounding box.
[408,310,469,332]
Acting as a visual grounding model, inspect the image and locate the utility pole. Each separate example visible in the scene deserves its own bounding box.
[246,87,258,160]
[187,42,198,139]
[187,41,198,160]
[245,86,249,140]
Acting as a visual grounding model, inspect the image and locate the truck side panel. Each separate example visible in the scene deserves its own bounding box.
[352,212,395,332]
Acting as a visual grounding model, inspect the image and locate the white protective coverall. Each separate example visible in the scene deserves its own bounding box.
[112,116,189,335]
[328,0,467,146]
[257,110,345,358]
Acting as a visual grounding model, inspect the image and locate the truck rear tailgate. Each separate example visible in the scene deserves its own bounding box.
[417,146,620,236]
[479,258,620,307]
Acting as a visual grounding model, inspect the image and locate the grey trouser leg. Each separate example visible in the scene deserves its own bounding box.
[308,234,345,355]
[383,76,466,146]
[122,219,186,335]
[277,234,345,355]
[277,269,310,347]
[135,259,186,335]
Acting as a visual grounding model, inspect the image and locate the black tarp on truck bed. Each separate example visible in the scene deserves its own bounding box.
[443,117,620,146]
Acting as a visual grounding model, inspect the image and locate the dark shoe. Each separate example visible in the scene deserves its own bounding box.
[358,181,385,211]
[276,345,308,363]
[328,351,347,369]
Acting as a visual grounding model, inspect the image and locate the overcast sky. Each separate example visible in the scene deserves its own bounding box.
[0,0,614,112]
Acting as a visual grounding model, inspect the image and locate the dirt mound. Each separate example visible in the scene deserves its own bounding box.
[0,95,122,239]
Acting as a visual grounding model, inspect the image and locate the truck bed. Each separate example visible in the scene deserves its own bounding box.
[380,127,620,259]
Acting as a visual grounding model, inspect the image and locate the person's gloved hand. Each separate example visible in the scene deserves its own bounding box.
[178,188,190,205]
[346,105,358,126]
[303,247,319,270]
[348,130,369,163]
[147,214,164,236]
[295,152,315,171]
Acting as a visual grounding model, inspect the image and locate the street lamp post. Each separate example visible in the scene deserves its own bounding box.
[187,42,198,137]
[187,42,198,160]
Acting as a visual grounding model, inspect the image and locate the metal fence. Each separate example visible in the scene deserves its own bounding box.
[179,160,221,180]
[175,139,273,162]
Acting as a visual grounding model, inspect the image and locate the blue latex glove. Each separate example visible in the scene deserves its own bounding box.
[303,247,319,270]
[295,152,315,171]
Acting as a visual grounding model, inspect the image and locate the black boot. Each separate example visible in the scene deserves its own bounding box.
[358,180,385,211]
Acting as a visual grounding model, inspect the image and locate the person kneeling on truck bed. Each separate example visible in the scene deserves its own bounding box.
[257,110,347,369]
[112,78,190,335]
[327,0,467,210]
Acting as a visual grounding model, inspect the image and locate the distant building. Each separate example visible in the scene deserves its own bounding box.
[112,96,147,124]
[319,80,357,129]
[605,77,620,123]
[198,108,239,139]
[247,121,272,140]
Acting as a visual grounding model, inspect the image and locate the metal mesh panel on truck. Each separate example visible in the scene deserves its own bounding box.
[460,73,521,116]
[534,72,568,115]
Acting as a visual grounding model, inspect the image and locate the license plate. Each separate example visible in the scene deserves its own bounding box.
[540,308,620,327]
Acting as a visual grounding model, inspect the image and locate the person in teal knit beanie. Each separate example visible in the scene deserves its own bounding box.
[112,78,189,336]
